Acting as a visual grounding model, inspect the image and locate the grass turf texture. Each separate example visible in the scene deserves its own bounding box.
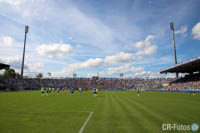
[0,91,199,133]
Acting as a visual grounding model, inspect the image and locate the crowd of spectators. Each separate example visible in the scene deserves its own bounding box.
[0,75,199,91]
[170,73,200,90]
[170,81,200,90]
[0,77,174,91]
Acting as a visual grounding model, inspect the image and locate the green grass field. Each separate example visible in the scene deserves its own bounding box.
[0,91,199,133]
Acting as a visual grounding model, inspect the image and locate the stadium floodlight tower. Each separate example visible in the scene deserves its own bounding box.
[21,25,29,78]
[170,22,178,78]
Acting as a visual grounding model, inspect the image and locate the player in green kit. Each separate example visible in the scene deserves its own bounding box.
[52,88,55,93]
[96,88,98,95]
[41,87,45,96]
[193,88,196,96]
[49,87,52,95]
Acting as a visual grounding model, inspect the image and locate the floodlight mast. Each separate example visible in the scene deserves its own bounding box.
[21,25,29,78]
[170,22,178,78]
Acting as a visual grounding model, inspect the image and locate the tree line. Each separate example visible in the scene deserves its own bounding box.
[0,68,43,78]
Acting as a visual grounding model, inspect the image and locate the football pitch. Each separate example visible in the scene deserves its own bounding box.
[0,91,199,133]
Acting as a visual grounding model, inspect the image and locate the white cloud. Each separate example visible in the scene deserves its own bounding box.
[134,35,158,56]
[51,52,136,77]
[49,34,159,77]
[134,35,156,49]
[105,52,135,64]
[51,34,158,77]
[135,41,144,49]
[107,64,144,75]
[192,22,200,40]
[73,52,135,71]
[84,64,145,78]
[134,71,154,77]
[175,25,187,36]
[80,52,135,69]
[0,36,14,46]
[81,58,104,68]
[136,45,158,56]
[57,58,105,76]
[37,43,73,58]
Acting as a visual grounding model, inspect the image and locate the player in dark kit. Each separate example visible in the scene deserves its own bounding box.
[46,87,49,96]
[93,88,97,96]
[137,88,140,96]
[71,88,74,96]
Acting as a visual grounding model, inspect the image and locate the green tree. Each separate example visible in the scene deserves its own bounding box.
[3,68,16,78]
[15,72,21,78]
[36,73,43,79]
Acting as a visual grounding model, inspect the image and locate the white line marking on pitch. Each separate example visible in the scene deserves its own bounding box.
[79,112,93,133]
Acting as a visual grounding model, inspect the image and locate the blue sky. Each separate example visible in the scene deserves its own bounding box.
[0,0,200,78]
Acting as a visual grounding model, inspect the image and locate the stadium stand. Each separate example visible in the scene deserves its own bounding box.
[160,56,200,74]
[160,56,200,90]
[0,63,10,90]
[0,77,174,91]
[0,63,10,70]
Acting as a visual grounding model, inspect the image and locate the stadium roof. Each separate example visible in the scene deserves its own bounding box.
[160,56,200,74]
[0,63,10,70]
